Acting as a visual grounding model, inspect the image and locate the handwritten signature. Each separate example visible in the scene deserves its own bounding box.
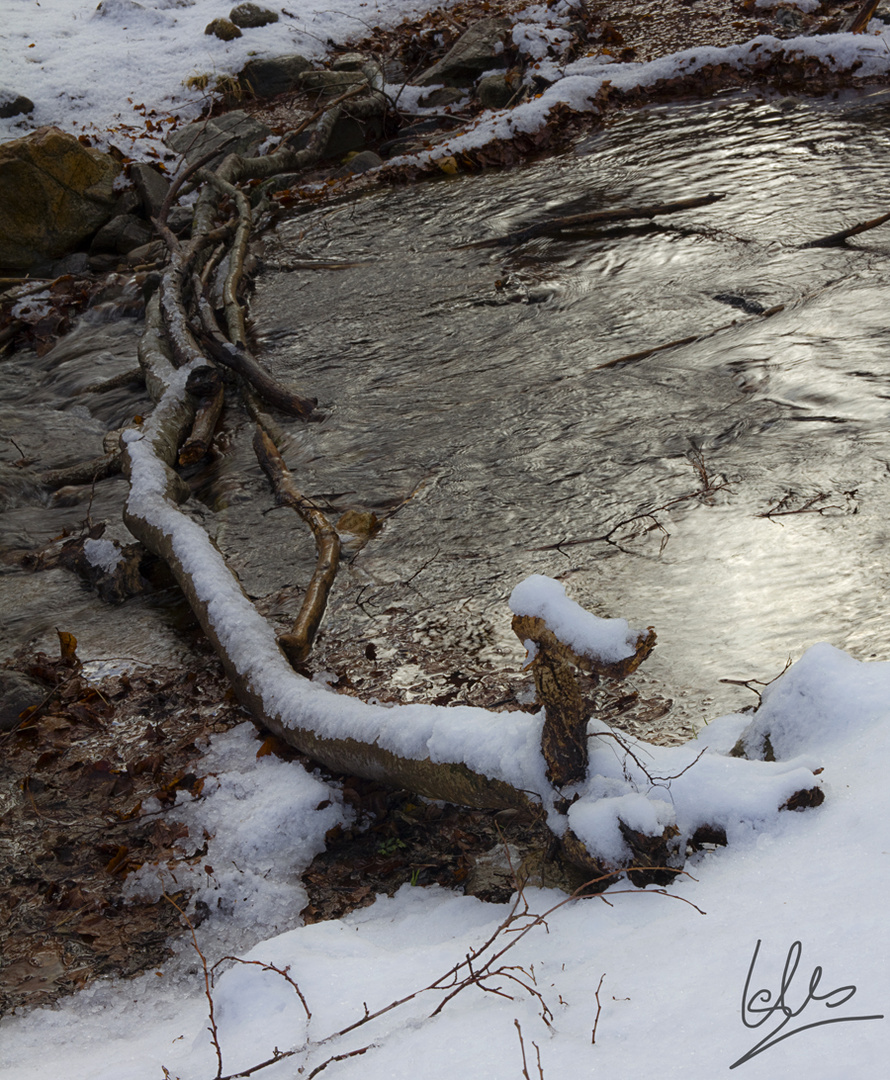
[730,940,883,1069]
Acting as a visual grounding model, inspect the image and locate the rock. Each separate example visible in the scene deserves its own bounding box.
[205,18,242,41]
[125,240,166,267]
[299,69,369,95]
[415,17,512,88]
[331,151,383,179]
[0,127,121,270]
[0,668,44,732]
[90,213,153,255]
[0,91,35,120]
[49,252,91,277]
[324,114,383,157]
[417,86,467,108]
[229,3,278,28]
[130,162,170,220]
[239,54,313,97]
[166,110,272,166]
[331,53,367,71]
[477,73,515,110]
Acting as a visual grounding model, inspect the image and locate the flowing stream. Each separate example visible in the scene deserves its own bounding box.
[5,90,890,734]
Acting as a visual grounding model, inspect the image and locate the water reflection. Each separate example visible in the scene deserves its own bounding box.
[4,92,890,733]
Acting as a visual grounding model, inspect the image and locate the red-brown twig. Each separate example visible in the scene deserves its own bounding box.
[591,972,606,1044]
[164,893,224,1080]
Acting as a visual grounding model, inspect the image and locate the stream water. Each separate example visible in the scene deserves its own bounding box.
[4,89,890,734]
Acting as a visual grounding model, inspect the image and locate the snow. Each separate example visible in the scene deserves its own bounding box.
[82,536,124,573]
[4,2,890,1077]
[0,0,446,154]
[509,573,642,663]
[2,643,889,1079]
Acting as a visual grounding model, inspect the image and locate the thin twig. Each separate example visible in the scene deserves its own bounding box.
[591,973,606,1044]
[163,893,223,1080]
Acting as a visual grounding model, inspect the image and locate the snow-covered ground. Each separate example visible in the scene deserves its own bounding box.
[4,0,890,162]
[3,2,890,1077]
[1,639,888,1079]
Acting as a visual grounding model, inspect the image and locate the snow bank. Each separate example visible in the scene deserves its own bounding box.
[1,644,889,1080]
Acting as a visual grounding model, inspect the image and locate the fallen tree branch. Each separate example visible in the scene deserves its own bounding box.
[196,290,316,418]
[253,425,341,666]
[461,193,727,249]
[179,364,225,465]
[37,449,122,491]
[801,210,890,248]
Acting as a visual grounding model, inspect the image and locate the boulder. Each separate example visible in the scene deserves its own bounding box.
[205,18,242,40]
[418,86,467,109]
[333,150,383,177]
[239,54,313,98]
[130,161,170,221]
[477,73,515,110]
[229,3,278,28]
[0,127,121,270]
[0,90,34,119]
[299,69,369,95]
[90,213,153,255]
[166,110,272,166]
[415,17,512,87]
[331,53,367,71]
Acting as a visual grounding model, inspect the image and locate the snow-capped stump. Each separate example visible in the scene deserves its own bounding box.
[509,575,655,788]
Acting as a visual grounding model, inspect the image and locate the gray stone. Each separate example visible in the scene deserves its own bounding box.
[239,54,313,98]
[166,110,272,166]
[0,91,35,120]
[335,150,383,176]
[125,240,166,266]
[0,669,43,732]
[229,3,278,28]
[477,73,514,110]
[331,53,367,72]
[415,17,512,88]
[324,114,383,157]
[299,69,369,95]
[50,252,91,276]
[0,126,120,270]
[130,162,170,220]
[90,213,153,255]
[205,17,242,40]
[418,86,467,109]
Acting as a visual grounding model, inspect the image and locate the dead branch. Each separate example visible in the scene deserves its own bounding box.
[532,452,729,553]
[461,193,727,249]
[179,364,225,465]
[802,210,890,248]
[37,449,122,490]
[847,0,881,33]
[591,973,605,1044]
[253,425,341,666]
[195,291,316,418]
[164,893,224,1080]
[74,367,145,395]
[512,613,655,789]
[596,303,785,370]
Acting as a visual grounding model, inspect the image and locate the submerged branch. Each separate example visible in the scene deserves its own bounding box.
[801,210,890,248]
[196,291,316,418]
[253,426,341,666]
[462,193,727,249]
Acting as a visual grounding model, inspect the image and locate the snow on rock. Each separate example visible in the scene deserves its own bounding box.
[509,574,641,663]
